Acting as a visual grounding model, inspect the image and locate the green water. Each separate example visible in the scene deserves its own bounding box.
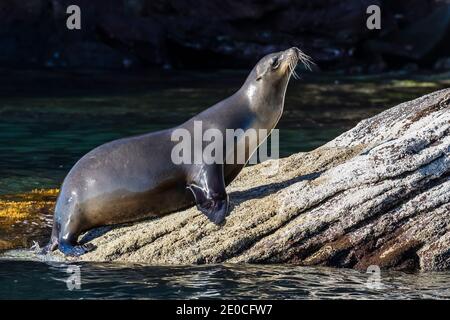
[1,69,448,195]
[0,69,449,299]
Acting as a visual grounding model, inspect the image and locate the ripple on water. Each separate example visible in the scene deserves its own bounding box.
[0,257,448,299]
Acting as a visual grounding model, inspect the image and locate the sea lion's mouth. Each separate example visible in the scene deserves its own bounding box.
[285,47,313,80]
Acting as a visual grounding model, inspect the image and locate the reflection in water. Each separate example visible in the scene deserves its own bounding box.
[0,260,449,299]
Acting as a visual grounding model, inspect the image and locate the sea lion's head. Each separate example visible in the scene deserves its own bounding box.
[243,47,312,118]
[253,47,312,84]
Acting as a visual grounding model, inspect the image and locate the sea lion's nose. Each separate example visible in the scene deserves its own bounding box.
[288,47,300,58]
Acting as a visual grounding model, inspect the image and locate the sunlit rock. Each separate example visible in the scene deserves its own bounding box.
[60,88,450,272]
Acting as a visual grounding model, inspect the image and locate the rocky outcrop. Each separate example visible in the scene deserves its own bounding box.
[1,0,449,71]
[67,88,450,272]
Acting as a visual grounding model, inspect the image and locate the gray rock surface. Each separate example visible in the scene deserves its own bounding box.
[70,88,449,271]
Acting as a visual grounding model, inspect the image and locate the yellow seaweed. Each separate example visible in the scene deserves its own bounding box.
[0,189,58,220]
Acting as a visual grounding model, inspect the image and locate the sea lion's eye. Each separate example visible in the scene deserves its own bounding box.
[272,57,280,69]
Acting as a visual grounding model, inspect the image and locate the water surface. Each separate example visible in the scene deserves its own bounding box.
[0,69,449,299]
[0,259,449,299]
[1,69,448,195]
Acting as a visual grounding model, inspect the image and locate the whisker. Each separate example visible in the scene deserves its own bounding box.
[290,57,300,80]
[287,48,314,80]
[288,57,299,80]
[288,57,294,79]
[296,49,315,71]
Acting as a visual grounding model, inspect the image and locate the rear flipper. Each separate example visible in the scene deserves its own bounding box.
[187,164,229,225]
[39,237,58,255]
[47,192,96,257]
[59,241,96,257]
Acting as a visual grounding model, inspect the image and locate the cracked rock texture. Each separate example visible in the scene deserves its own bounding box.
[70,88,450,271]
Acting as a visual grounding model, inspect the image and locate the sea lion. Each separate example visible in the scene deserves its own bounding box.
[45,47,312,256]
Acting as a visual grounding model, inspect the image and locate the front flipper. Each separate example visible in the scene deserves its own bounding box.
[187,164,229,225]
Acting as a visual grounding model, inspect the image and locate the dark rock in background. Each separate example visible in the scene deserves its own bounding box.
[0,0,449,72]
